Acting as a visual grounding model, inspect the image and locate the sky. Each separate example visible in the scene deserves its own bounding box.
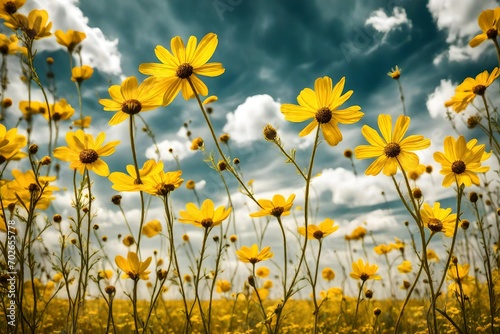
[2,0,499,298]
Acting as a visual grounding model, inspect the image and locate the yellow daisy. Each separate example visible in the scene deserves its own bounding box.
[349,259,381,281]
[53,130,120,177]
[178,199,231,229]
[71,65,93,83]
[297,218,339,240]
[142,219,162,238]
[354,114,431,176]
[281,76,363,146]
[73,115,92,129]
[139,32,224,106]
[115,252,152,280]
[0,0,25,18]
[420,202,457,237]
[397,260,412,274]
[108,159,164,192]
[99,76,164,125]
[0,124,26,162]
[249,193,295,218]
[469,8,500,47]
[447,263,475,296]
[387,65,401,79]
[433,136,489,187]
[142,169,184,196]
[55,29,86,53]
[374,244,393,255]
[236,244,273,264]
[5,9,51,40]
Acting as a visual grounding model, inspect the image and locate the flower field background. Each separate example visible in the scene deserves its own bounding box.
[0,1,500,333]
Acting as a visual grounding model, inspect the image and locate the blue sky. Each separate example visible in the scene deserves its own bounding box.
[2,0,499,297]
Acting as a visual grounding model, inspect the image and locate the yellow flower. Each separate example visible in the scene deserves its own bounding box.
[346,226,367,241]
[115,252,152,280]
[108,160,164,192]
[99,76,164,125]
[322,267,335,281]
[203,95,218,105]
[139,32,225,106]
[354,114,431,176]
[53,272,63,283]
[216,279,231,293]
[433,136,489,187]
[185,179,196,190]
[71,65,93,83]
[374,244,393,255]
[73,116,92,128]
[55,29,86,52]
[0,0,25,18]
[98,269,113,280]
[263,279,273,289]
[298,218,339,240]
[390,238,405,251]
[349,259,381,281]
[142,219,162,238]
[2,170,57,210]
[5,9,52,40]
[250,193,295,218]
[0,124,26,162]
[447,263,475,296]
[427,248,439,262]
[387,65,401,79]
[122,235,135,247]
[41,99,75,121]
[407,164,426,181]
[469,8,500,47]
[190,137,204,150]
[256,266,270,278]
[53,130,120,177]
[142,169,184,196]
[178,199,231,229]
[281,76,363,146]
[397,260,412,274]
[420,202,457,237]
[18,100,47,119]
[0,33,25,55]
[445,68,500,112]
[236,244,273,264]
[320,287,343,300]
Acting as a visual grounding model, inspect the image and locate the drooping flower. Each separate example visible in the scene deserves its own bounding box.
[99,76,164,125]
[71,65,93,83]
[236,244,273,264]
[139,32,224,106]
[469,8,500,47]
[350,259,381,281]
[0,33,25,55]
[420,202,457,237]
[345,226,367,241]
[53,130,120,177]
[445,68,500,113]
[5,9,52,40]
[354,114,431,176]
[55,29,86,53]
[249,194,295,218]
[41,99,74,121]
[2,170,57,210]
[387,65,401,79]
[0,124,26,163]
[389,238,405,252]
[142,169,184,196]
[298,218,339,240]
[0,0,25,18]
[108,160,164,192]
[115,252,152,280]
[73,116,92,129]
[178,199,231,229]
[18,100,48,119]
[142,219,162,238]
[281,76,363,146]
[374,244,393,255]
[433,136,489,187]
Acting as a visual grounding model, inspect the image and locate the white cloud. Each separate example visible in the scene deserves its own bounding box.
[25,0,122,75]
[426,79,455,119]
[427,0,497,64]
[223,94,283,145]
[365,7,412,33]
[146,139,193,162]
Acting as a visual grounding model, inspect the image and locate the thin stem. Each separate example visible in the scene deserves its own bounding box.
[480,94,494,148]
[396,79,406,116]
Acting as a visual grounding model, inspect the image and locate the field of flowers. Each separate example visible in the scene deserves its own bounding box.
[0,1,499,333]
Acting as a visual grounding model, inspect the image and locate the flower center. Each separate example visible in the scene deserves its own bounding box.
[79,149,99,164]
[384,142,401,158]
[52,112,61,121]
[271,207,284,217]
[249,257,258,264]
[121,99,142,115]
[451,160,466,174]
[315,107,332,124]
[0,154,6,165]
[487,28,498,39]
[313,230,324,240]
[427,218,443,233]
[26,29,37,40]
[176,63,194,79]
[201,218,213,228]
[360,273,369,281]
[473,85,486,96]
[28,183,40,193]
[0,45,9,55]
[4,2,17,15]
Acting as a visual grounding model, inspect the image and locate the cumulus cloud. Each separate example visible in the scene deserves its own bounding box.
[223,94,283,145]
[426,79,455,119]
[365,7,412,33]
[146,139,193,162]
[427,0,497,64]
[25,0,122,75]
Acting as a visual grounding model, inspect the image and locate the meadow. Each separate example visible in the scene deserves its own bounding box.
[0,1,499,333]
